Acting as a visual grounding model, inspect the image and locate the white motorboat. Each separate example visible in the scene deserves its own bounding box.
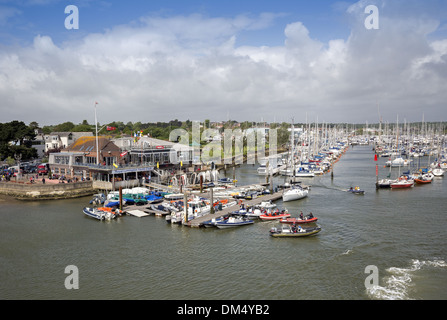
[386,157,412,167]
[215,216,254,229]
[83,207,118,221]
[293,166,315,177]
[258,200,276,209]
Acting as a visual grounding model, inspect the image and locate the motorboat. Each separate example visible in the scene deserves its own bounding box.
[414,173,433,184]
[202,216,228,228]
[245,207,263,219]
[89,193,106,205]
[280,214,318,224]
[347,186,365,195]
[150,204,172,216]
[83,207,121,221]
[145,194,164,204]
[282,185,309,202]
[166,211,185,225]
[385,157,412,167]
[215,216,254,229]
[164,193,185,200]
[269,225,321,237]
[258,200,276,209]
[232,205,263,220]
[293,166,315,177]
[259,209,291,221]
[104,200,120,208]
[217,177,234,184]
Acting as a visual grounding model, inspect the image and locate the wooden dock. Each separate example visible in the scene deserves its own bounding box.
[188,190,284,227]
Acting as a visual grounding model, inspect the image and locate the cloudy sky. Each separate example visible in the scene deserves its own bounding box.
[1,0,446,126]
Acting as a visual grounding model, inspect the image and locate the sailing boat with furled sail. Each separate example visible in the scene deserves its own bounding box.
[282,122,310,202]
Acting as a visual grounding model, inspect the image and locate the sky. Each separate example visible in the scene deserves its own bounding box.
[1,0,447,126]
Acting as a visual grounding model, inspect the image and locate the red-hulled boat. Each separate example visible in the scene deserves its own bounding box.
[280,216,318,224]
[259,211,291,221]
[390,177,414,189]
[414,178,431,184]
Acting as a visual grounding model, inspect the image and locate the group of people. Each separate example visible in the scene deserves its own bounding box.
[262,209,288,216]
[299,211,314,220]
[291,224,304,233]
[29,176,45,184]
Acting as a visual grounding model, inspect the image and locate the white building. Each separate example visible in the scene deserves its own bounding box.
[44,132,93,152]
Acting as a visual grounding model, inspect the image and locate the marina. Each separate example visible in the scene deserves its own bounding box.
[1,143,446,300]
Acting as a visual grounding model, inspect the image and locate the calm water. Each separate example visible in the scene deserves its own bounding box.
[1,145,446,300]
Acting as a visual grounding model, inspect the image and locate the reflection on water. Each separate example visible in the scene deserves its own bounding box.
[0,146,446,300]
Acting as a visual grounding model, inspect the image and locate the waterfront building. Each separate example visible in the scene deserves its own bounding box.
[48,136,124,181]
[47,135,194,190]
[113,136,194,167]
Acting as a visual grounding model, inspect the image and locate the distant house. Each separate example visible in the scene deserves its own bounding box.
[44,132,93,152]
[32,128,46,159]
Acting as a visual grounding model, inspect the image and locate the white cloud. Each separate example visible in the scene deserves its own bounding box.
[1,2,447,126]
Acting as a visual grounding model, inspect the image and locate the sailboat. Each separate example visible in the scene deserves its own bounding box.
[390,175,414,188]
[389,116,414,189]
[432,168,444,177]
[377,174,395,188]
[282,185,309,202]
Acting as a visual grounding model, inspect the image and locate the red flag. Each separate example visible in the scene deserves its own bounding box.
[374,154,378,161]
[106,126,116,131]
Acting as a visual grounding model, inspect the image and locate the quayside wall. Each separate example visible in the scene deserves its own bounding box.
[0,181,95,200]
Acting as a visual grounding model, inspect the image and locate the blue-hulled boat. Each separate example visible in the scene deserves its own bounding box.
[347,186,365,195]
[83,207,119,221]
[145,194,163,204]
[215,216,254,229]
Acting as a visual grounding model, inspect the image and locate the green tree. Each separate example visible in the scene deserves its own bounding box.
[0,121,37,161]
[53,121,75,132]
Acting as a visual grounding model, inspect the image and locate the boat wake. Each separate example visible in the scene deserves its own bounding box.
[366,259,447,300]
[311,180,350,192]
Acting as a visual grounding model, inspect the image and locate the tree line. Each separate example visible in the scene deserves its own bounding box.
[0,121,37,161]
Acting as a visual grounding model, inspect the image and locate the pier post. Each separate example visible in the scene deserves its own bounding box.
[210,187,214,214]
[119,186,123,211]
[183,192,188,224]
[375,154,379,190]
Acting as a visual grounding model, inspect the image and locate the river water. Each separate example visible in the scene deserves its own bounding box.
[1,145,446,300]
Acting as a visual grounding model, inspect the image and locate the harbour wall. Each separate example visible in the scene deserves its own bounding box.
[0,181,96,200]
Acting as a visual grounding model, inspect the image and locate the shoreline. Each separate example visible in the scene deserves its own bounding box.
[0,180,96,200]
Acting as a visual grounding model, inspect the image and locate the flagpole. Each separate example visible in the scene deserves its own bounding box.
[95,102,99,165]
